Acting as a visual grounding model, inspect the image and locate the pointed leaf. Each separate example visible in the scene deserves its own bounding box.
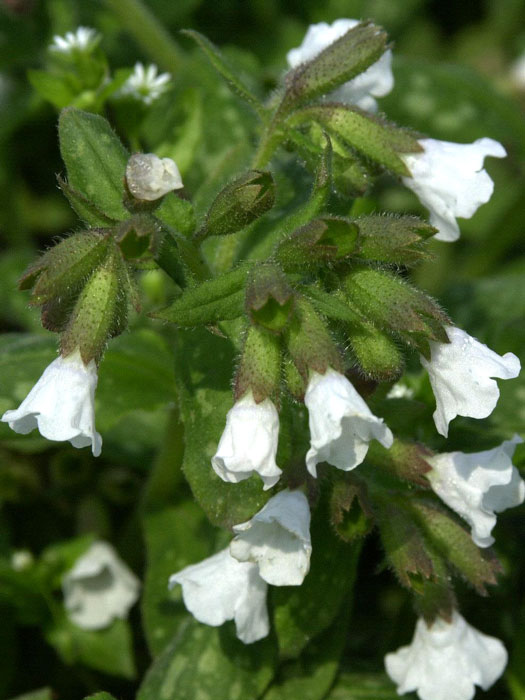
[57,176,118,227]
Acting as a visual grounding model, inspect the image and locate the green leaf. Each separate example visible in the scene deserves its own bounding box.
[45,615,136,679]
[59,108,129,221]
[174,327,269,528]
[181,30,265,118]
[57,176,118,227]
[28,69,77,109]
[288,105,420,176]
[279,22,388,116]
[138,619,276,700]
[153,265,248,326]
[8,689,53,700]
[96,329,176,432]
[325,672,400,699]
[263,609,351,700]
[83,694,118,700]
[272,507,362,658]
[302,286,362,325]
[156,192,196,238]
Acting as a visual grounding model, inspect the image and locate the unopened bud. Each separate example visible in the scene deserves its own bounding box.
[349,321,404,381]
[199,170,275,239]
[126,153,183,202]
[355,215,435,266]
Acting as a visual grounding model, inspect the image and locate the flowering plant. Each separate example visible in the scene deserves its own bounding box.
[0,2,524,700]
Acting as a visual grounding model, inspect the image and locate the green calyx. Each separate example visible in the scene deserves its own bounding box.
[245,264,295,333]
[234,325,282,403]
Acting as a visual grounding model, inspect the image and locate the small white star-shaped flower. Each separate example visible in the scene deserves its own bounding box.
[230,490,312,586]
[385,611,508,700]
[49,26,100,54]
[421,326,520,437]
[401,137,506,242]
[119,62,171,105]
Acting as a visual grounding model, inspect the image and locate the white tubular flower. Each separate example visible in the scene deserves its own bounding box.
[211,392,282,490]
[305,369,393,478]
[286,19,394,112]
[230,490,311,586]
[385,611,508,700]
[1,348,102,456]
[49,26,99,54]
[126,153,183,201]
[401,137,506,242]
[62,541,140,630]
[427,436,524,548]
[169,548,269,644]
[420,326,520,438]
[119,62,171,105]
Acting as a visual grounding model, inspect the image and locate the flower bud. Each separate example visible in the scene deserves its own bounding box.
[245,264,294,333]
[349,321,404,380]
[275,217,359,271]
[126,153,183,202]
[354,214,436,266]
[199,170,275,239]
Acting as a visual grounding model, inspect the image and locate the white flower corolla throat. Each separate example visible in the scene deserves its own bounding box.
[421,326,520,437]
[1,348,102,456]
[169,548,269,644]
[385,611,508,700]
[427,436,524,547]
[230,489,312,586]
[126,153,183,202]
[286,18,394,112]
[211,391,282,490]
[305,368,393,477]
[401,137,506,242]
[62,541,140,630]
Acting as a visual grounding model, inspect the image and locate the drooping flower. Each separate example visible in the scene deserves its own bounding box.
[426,436,524,547]
[119,62,171,105]
[305,369,393,477]
[211,391,282,490]
[385,611,508,700]
[62,541,140,630]
[49,26,100,54]
[420,326,520,438]
[169,548,269,644]
[1,348,102,456]
[401,137,506,242]
[126,153,183,201]
[230,490,311,586]
[286,19,394,112]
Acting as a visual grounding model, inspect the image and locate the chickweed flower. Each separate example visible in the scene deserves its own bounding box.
[62,541,140,630]
[385,611,508,700]
[427,436,524,547]
[119,62,171,105]
[286,18,394,112]
[169,548,269,644]
[420,326,520,437]
[212,391,282,490]
[1,348,102,456]
[230,490,312,586]
[49,26,100,54]
[305,369,393,477]
[126,153,183,201]
[401,137,506,242]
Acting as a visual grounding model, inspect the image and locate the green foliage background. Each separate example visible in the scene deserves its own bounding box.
[0,0,524,698]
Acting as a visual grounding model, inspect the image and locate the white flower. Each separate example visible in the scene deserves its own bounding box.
[510,52,525,90]
[62,541,140,630]
[386,382,414,400]
[119,62,171,105]
[420,326,520,437]
[11,550,33,571]
[169,548,269,644]
[126,153,183,201]
[401,137,506,242]
[427,436,524,547]
[211,391,282,490]
[286,19,394,112]
[50,26,99,54]
[230,490,311,586]
[1,348,102,456]
[305,369,393,477]
[385,611,508,700]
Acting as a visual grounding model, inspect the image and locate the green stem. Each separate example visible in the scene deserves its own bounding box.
[105,0,183,73]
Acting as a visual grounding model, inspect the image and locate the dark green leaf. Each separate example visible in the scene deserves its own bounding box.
[326,672,400,699]
[59,108,129,221]
[156,192,196,238]
[8,689,53,700]
[57,176,117,227]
